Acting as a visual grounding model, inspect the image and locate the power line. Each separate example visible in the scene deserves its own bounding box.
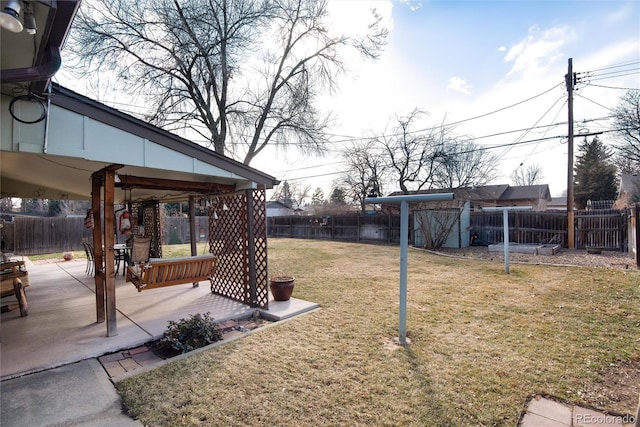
[494,94,566,162]
[522,98,568,164]
[575,93,616,113]
[583,82,640,91]
[275,127,631,182]
[583,67,640,80]
[583,59,640,73]
[587,70,640,82]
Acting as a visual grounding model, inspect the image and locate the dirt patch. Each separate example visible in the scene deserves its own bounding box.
[580,359,640,413]
[431,246,636,269]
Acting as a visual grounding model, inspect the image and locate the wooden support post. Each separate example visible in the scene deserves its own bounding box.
[104,170,118,336]
[245,190,258,307]
[92,173,105,323]
[189,196,197,257]
[189,196,199,287]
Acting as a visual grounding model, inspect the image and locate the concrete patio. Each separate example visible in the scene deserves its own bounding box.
[1,257,319,381]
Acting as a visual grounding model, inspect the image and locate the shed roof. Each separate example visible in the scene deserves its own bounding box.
[501,185,551,201]
[389,184,550,203]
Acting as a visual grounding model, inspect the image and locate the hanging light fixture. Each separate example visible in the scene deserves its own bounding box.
[0,1,23,33]
[22,1,36,34]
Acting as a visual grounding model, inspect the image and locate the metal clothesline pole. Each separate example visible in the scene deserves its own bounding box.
[481,206,533,273]
[364,193,454,345]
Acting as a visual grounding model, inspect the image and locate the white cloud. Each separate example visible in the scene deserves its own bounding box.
[504,25,577,79]
[399,0,423,12]
[447,77,473,95]
[498,46,506,52]
[604,1,636,25]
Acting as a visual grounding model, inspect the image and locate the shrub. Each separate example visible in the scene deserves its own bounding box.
[157,312,222,355]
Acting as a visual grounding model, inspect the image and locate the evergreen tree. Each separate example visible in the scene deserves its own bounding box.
[311,188,325,205]
[330,187,347,205]
[574,136,618,209]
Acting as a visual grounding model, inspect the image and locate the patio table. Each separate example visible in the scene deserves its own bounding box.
[114,244,131,276]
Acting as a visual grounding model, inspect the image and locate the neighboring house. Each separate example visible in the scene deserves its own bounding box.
[266,201,295,217]
[614,173,640,208]
[385,184,552,211]
[547,196,567,211]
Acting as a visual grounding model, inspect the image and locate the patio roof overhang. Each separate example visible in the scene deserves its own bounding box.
[1,84,280,202]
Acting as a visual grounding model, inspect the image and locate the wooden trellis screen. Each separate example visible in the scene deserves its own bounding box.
[209,188,268,308]
[130,200,162,258]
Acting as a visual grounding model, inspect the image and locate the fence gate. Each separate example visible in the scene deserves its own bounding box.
[575,209,628,251]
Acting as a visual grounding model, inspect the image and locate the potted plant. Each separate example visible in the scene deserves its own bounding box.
[269,275,295,301]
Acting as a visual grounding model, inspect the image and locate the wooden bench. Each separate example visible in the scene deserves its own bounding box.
[125,254,217,292]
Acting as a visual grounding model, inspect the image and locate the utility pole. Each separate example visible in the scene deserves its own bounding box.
[566,58,575,249]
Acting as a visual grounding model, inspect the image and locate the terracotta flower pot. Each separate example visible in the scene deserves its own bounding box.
[269,276,295,301]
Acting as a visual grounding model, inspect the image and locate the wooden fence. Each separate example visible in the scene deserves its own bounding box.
[470,209,629,251]
[1,217,91,255]
[1,209,631,255]
[1,216,212,256]
[267,214,406,243]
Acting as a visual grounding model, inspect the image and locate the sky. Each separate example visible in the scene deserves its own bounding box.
[57,0,640,199]
[257,0,640,198]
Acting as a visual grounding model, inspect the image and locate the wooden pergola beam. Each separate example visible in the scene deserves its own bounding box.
[116,175,235,193]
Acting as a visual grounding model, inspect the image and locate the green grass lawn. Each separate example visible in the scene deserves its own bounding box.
[113,238,639,426]
[27,242,211,262]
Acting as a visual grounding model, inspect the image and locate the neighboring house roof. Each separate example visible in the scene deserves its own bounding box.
[266,201,293,210]
[548,196,567,210]
[618,173,640,195]
[388,184,551,207]
[501,185,551,201]
[613,173,640,208]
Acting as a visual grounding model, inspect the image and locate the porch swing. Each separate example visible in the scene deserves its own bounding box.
[125,194,217,292]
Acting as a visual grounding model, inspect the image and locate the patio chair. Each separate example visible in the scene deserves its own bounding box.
[124,237,151,283]
[81,240,94,276]
[129,237,151,265]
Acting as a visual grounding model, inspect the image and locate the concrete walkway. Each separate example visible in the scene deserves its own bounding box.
[520,396,636,427]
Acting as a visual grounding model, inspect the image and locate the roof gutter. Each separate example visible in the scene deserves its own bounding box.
[0,45,61,84]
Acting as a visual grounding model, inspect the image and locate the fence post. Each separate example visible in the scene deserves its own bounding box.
[633,203,640,268]
[330,216,334,240]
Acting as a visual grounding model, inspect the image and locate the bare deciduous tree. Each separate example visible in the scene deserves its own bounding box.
[270,181,310,207]
[367,109,497,193]
[340,141,387,211]
[511,163,544,186]
[432,138,498,189]
[415,209,460,250]
[69,0,387,165]
[613,90,640,170]
[377,109,444,193]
